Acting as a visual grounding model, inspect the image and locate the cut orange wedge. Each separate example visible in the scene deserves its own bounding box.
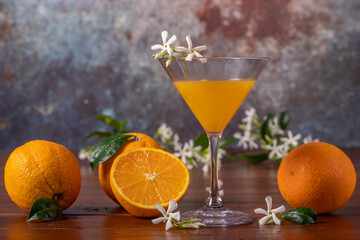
[110,148,190,217]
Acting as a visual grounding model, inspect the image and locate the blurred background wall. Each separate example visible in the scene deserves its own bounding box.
[0,0,359,150]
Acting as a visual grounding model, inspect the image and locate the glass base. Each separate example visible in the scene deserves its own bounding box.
[181,207,254,227]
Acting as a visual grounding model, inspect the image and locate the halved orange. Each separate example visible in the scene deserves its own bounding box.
[110,148,190,217]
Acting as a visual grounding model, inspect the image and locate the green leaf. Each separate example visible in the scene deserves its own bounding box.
[83,131,112,143]
[219,137,237,149]
[223,153,237,161]
[27,198,63,222]
[238,152,269,164]
[279,111,290,130]
[89,133,135,169]
[194,132,209,150]
[281,207,317,224]
[94,115,127,131]
[261,114,274,142]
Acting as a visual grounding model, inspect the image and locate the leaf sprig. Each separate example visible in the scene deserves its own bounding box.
[27,198,63,222]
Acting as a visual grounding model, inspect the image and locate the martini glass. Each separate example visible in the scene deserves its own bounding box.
[159,57,269,227]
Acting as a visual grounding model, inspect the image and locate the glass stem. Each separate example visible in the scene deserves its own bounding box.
[206,132,224,209]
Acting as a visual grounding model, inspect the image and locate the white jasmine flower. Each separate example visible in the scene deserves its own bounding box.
[277,142,290,159]
[175,35,207,61]
[186,163,195,170]
[172,133,181,149]
[173,139,195,164]
[233,132,251,150]
[166,58,172,67]
[151,31,177,57]
[248,137,259,150]
[254,196,286,226]
[78,148,90,160]
[303,135,320,144]
[152,200,181,231]
[269,117,284,136]
[205,179,224,196]
[157,123,174,143]
[243,107,256,125]
[265,139,284,159]
[281,130,301,147]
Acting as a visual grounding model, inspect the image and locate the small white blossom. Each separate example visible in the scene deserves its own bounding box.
[173,139,195,164]
[205,179,224,196]
[151,31,177,57]
[157,123,174,143]
[277,142,290,159]
[152,200,181,231]
[78,148,91,160]
[248,138,259,150]
[172,134,181,149]
[233,132,251,150]
[175,35,207,61]
[254,196,286,226]
[243,107,256,125]
[269,117,284,136]
[303,135,320,144]
[265,139,285,159]
[281,130,301,147]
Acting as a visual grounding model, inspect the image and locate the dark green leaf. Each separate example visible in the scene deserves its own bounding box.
[260,114,274,142]
[27,198,63,222]
[194,132,209,151]
[94,115,127,131]
[223,153,237,161]
[281,207,317,224]
[118,119,127,130]
[219,137,237,149]
[83,131,112,143]
[89,133,135,169]
[238,152,269,164]
[279,111,290,130]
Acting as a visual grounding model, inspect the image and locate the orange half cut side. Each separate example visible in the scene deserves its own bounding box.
[110,148,190,217]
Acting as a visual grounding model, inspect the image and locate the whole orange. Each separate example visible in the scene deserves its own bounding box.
[4,140,81,212]
[278,142,356,214]
[98,133,160,204]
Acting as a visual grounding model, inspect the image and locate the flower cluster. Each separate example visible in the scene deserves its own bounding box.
[151,31,207,67]
[153,123,225,172]
[233,108,319,162]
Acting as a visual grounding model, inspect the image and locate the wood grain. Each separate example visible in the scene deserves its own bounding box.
[0,148,359,239]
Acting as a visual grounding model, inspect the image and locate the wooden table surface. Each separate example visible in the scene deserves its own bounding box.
[0,148,359,240]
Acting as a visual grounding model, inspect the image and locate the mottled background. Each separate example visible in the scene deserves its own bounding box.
[0,0,359,150]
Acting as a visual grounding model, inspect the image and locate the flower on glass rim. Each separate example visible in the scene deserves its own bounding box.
[281,130,301,147]
[151,31,177,57]
[152,200,181,231]
[303,135,320,144]
[175,35,207,61]
[254,196,286,225]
